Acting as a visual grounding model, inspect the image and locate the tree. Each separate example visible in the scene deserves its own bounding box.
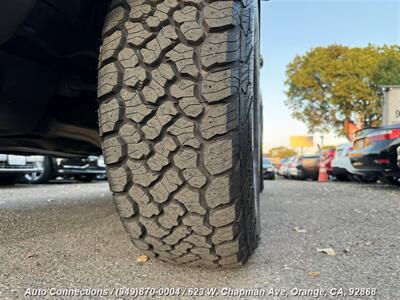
[285,45,400,134]
[321,145,336,150]
[373,56,400,86]
[267,146,297,159]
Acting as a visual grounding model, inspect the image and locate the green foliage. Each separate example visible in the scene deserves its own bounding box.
[267,146,297,159]
[373,56,400,86]
[285,45,400,133]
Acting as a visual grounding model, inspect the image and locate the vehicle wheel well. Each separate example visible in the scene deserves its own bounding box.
[0,0,111,156]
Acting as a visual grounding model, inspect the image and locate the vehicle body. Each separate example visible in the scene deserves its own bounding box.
[398,146,400,167]
[0,0,263,266]
[277,158,289,177]
[262,158,275,180]
[298,155,320,180]
[287,156,304,179]
[278,156,295,178]
[283,151,334,181]
[350,125,400,183]
[24,155,106,183]
[0,154,43,184]
[331,144,378,183]
[332,144,357,180]
[0,0,107,157]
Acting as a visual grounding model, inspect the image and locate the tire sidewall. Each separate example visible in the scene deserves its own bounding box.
[239,0,261,252]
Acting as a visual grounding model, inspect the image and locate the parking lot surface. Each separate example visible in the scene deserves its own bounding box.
[0,180,399,299]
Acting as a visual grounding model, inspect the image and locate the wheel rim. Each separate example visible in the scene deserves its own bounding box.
[25,171,42,182]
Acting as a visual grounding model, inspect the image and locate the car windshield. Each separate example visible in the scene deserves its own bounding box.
[354,127,380,139]
[335,148,344,157]
[335,144,351,157]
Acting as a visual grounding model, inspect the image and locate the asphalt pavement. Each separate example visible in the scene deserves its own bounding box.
[0,179,399,299]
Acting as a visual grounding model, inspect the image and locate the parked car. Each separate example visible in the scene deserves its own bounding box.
[277,158,290,177]
[350,125,400,185]
[298,155,320,180]
[24,156,106,184]
[331,144,377,183]
[284,150,335,181]
[332,144,356,181]
[278,156,296,178]
[262,158,275,180]
[287,156,304,180]
[0,154,43,185]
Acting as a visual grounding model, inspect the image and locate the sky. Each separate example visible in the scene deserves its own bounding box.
[260,0,400,152]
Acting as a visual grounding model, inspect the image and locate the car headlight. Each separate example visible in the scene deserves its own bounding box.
[97,157,105,167]
[88,155,98,162]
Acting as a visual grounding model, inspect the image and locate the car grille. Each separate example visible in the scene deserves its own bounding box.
[0,162,35,169]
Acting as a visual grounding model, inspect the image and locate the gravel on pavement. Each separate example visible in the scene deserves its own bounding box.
[0,179,399,299]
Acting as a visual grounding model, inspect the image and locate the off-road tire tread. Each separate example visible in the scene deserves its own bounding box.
[98,0,259,267]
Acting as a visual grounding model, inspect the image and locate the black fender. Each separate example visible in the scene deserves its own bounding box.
[0,0,37,44]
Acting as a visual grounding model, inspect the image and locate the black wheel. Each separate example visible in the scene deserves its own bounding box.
[0,176,19,186]
[98,0,260,266]
[359,176,377,184]
[348,174,362,183]
[24,157,53,184]
[76,174,97,182]
[335,174,349,182]
[350,174,377,184]
[380,176,400,186]
[259,105,264,192]
[96,174,107,180]
[264,174,275,180]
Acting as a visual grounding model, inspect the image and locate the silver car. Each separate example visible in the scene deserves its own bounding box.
[331,144,376,182]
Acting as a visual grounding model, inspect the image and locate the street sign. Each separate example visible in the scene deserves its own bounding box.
[290,136,314,148]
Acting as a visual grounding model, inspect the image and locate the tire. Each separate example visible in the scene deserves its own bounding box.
[263,173,274,180]
[335,174,348,182]
[350,174,377,184]
[359,176,377,184]
[24,157,53,184]
[259,105,264,192]
[76,174,97,182]
[348,174,360,182]
[96,174,107,180]
[380,176,400,186]
[98,0,260,266]
[0,176,19,185]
